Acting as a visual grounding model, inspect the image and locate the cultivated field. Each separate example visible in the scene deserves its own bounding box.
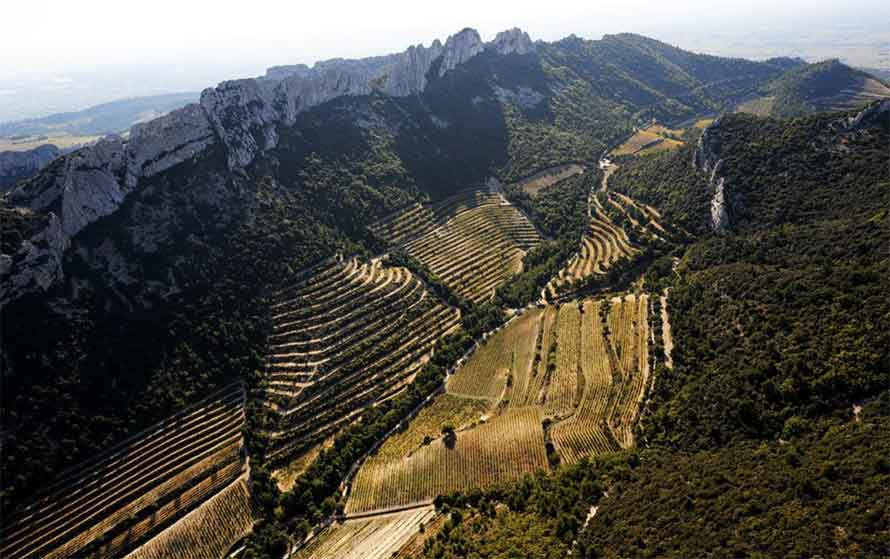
[347,294,652,511]
[265,257,461,465]
[736,96,777,117]
[295,506,438,559]
[550,300,616,462]
[124,477,253,559]
[606,294,651,448]
[0,134,101,152]
[447,310,541,401]
[612,125,684,156]
[347,408,548,514]
[371,188,542,303]
[514,163,586,196]
[0,383,248,559]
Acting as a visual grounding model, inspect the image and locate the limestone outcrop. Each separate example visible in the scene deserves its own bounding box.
[692,119,730,232]
[1,26,535,306]
[0,144,60,191]
[489,28,535,55]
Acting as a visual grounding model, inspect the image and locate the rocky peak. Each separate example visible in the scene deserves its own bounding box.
[439,28,485,76]
[0,27,503,305]
[489,28,535,55]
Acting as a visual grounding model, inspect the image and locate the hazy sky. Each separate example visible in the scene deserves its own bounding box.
[1,0,887,120]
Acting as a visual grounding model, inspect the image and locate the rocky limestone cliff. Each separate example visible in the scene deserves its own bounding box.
[0,145,60,191]
[439,28,485,76]
[842,98,890,130]
[0,211,68,304]
[489,28,535,55]
[692,118,730,231]
[201,28,490,170]
[0,27,536,306]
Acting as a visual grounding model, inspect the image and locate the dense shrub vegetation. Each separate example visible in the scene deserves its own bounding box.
[497,170,597,306]
[412,105,890,557]
[419,398,888,558]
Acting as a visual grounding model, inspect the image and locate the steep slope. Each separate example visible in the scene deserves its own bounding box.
[412,103,890,559]
[0,145,60,190]
[0,28,820,521]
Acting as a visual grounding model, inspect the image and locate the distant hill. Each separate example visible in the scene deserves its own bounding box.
[738,59,890,117]
[0,92,198,138]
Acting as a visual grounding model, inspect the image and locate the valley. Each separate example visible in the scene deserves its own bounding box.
[1,23,887,559]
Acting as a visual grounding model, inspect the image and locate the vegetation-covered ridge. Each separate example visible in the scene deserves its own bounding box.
[411,102,889,557]
[2,31,885,559]
[416,396,889,559]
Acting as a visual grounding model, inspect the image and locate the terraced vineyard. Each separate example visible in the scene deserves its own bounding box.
[347,294,652,512]
[545,197,638,299]
[347,407,548,514]
[514,163,586,196]
[124,477,253,559]
[264,257,461,465]
[371,188,542,303]
[0,383,248,559]
[295,507,438,559]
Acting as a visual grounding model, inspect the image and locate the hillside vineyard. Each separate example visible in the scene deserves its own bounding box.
[2,20,888,559]
[0,384,247,559]
[544,190,669,299]
[264,257,461,464]
[371,188,542,303]
[345,295,654,514]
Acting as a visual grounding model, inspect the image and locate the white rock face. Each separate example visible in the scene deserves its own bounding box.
[126,103,216,183]
[708,165,729,231]
[439,28,485,76]
[2,26,532,306]
[0,144,60,191]
[0,212,68,304]
[489,28,535,55]
[692,119,730,232]
[201,28,498,170]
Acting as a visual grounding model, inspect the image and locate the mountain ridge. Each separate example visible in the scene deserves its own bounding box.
[0,28,880,535]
